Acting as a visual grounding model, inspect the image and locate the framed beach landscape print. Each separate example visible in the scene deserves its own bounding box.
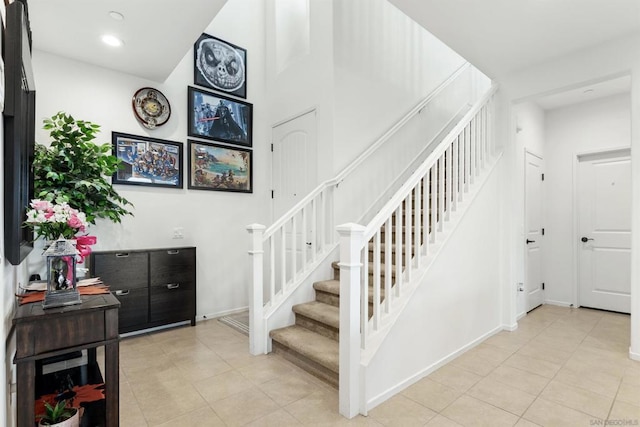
[112,132,183,188]
[188,86,252,147]
[194,33,247,99]
[188,140,252,193]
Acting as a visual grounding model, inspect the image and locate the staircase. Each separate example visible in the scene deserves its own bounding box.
[247,71,498,416]
[269,184,432,387]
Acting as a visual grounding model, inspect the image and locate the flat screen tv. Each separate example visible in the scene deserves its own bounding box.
[4,0,36,265]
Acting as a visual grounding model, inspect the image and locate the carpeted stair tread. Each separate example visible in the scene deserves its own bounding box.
[270,325,339,373]
[314,279,340,296]
[293,301,339,329]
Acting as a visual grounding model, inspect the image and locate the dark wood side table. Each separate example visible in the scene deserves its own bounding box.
[13,293,120,427]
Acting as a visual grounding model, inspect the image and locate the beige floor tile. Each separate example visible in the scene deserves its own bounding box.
[555,360,622,398]
[368,394,437,426]
[528,333,582,354]
[401,378,461,412]
[467,376,537,416]
[245,409,303,426]
[514,419,541,427]
[616,382,640,407]
[238,357,296,384]
[424,414,464,426]
[516,342,574,365]
[483,332,528,353]
[450,349,501,377]
[609,400,640,422]
[155,406,226,427]
[539,380,613,419]
[624,364,640,386]
[284,390,345,424]
[523,398,601,427]
[428,364,483,392]
[441,395,519,427]
[487,365,550,396]
[209,388,280,426]
[193,370,255,403]
[132,380,209,425]
[172,351,234,382]
[258,374,320,406]
[119,380,148,427]
[503,353,562,379]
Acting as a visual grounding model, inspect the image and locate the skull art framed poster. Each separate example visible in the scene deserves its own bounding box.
[194,33,247,99]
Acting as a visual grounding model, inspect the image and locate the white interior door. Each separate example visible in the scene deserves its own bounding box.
[578,149,631,313]
[272,110,318,218]
[525,152,544,312]
[271,110,318,282]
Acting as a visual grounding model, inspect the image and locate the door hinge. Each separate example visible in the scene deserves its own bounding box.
[542,228,545,236]
[541,173,545,181]
[542,282,545,290]
[271,190,274,199]
[271,143,274,152]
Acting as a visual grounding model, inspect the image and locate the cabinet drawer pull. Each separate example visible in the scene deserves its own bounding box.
[167,250,180,255]
[166,283,180,290]
[115,253,129,258]
[114,290,130,296]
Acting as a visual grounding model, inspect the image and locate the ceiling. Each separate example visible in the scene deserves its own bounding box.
[388,0,640,80]
[27,0,227,82]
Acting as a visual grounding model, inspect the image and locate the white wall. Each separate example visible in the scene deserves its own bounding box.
[331,0,467,174]
[512,102,545,316]
[364,158,503,409]
[30,0,268,320]
[543,94,631,306]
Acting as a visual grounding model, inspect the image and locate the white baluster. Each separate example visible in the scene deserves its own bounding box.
[453,135,459,210]
[438,156,445,232]
[446,144,452,221]
[430,166,437,243]
[414,183,421,268]
[373,232,381,329]
[384,218,392,312]
[404,193,412,282]
[395,205,403,295]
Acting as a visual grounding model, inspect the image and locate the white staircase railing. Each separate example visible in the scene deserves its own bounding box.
[338,85,498,417]
[247,62,483,356]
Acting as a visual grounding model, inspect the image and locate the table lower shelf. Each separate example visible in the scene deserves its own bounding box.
[36,361,106,427]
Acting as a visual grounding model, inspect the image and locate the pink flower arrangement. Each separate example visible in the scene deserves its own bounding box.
[25,200,89,241]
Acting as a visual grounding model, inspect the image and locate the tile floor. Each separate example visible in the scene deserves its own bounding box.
[114,305,640,426]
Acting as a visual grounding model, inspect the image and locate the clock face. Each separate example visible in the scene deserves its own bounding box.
[132,88,171,129]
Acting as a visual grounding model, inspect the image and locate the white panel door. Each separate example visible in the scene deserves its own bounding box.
[271,110,318,282]
[578,150,631,313]
[272,110,318,218]
[525,152,544,312]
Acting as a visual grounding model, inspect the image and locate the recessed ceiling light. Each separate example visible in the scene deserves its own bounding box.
[101,34,124,47]
[109,11,124,21]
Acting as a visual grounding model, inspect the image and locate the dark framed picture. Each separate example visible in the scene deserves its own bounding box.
[112,132,183,188]
[188,86,253,147]
[194,33,247,99]
[188,140,252,193]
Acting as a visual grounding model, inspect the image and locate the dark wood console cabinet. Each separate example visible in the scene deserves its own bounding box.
[13,293,120,427]
[89,247,196,334]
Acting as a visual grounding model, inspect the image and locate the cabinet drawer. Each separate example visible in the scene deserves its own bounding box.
[33,312,105,356]
[112,287,149,332]
[149,248,195,285]
[149,282,195,324]
[91,252,148,290]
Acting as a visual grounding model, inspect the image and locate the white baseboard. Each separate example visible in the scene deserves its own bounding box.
[364,325,503,412]
[197,306,249,322]
[544,299,573,308]
[516,311,526,320]
[502,323,518,332]
[630,347,640,361]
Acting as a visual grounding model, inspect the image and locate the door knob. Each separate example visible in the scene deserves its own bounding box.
[581,237,594,242]
[526,239,535,244]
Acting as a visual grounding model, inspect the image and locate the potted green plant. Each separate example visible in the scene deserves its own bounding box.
[33,112,133,225]
[37,400,79,427]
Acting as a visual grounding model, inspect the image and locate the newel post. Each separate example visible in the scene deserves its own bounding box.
[337,223,365,418]
[247,224,266,355]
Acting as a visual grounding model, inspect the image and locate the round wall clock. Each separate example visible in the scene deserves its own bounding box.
[132,87,171,129]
